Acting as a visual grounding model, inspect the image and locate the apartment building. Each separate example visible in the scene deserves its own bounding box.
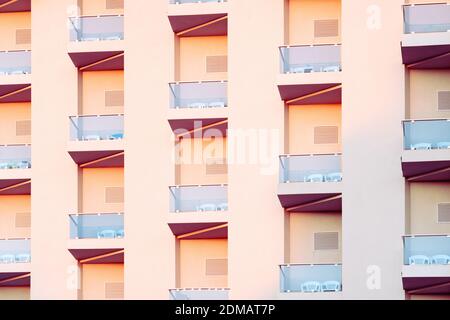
[0,0,448,300]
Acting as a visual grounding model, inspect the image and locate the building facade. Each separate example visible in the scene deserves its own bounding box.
[0,0,448,300]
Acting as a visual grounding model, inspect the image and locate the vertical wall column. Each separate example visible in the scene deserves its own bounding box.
[31,0,79,299]
[341,0,405,299]
[124,0,175,299]
[227,0,285,299]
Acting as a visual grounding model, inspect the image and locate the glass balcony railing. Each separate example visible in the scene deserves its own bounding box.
[169,81,227,109]
[279,44,341,74]
[69,213,124,239]
[169,185,228,213]
[403,119,450,151]
[69,114,124,141]
[0,145,31,170]
[404,3,450,34]
[280,264,342,293]
[0,51,31,75]
[69,15,124,42]
[169,288,229,300]
[169,0,227,4]
[0,239,31,264]
[279,154,342,183]
[403,235,450,265]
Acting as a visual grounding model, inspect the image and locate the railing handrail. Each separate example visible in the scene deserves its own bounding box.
[402,118,450,123]
[0,144,31,148]
[0,50,31,54]
[403,234,450,239]
[403,2,449,8]
[279,43,341,49]
[169,288,230,291]
[69,14,124,19]
[69,212,124,217]
[0,237,31,241]
[279,153,342,158]
[169,80,227,85]
[169,184,228,188]
[279,263,342,267]
[69,114,124,119]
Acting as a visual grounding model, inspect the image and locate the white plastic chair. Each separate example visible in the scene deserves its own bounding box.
[326,172,342,182]
[305,174,324,182]
[321,280,341,292]
[409,255,430,265]
[322,65,340,72]
[290,66,314,73]
[197,203,217,212]
[82,135,101,141]
[301,281,322,293]
[188,102,208,109]
[431,254,450,265]
[436,142,450,149]
[217,203,228,211]
[208,101,226,108]
[15,253,31,263]
[0,254,15,264]
[97,229,116,239]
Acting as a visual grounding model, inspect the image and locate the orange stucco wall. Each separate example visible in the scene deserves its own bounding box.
[0,102,31,145]
[81,263,124,300]
[176,137,227,185]
[289,212,342,264]
[0,195,31,239]
[178,239,228,288]
[0,287,30,300]
[288,104,342,154]
[81,70,124,115]
[178,36,227,81]
[80,0,124,16]
[288,0,341,45]
[0,12,31,50]
[81,167,124,213]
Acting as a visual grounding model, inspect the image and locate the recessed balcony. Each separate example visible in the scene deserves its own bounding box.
[68,115,124,168]
[402,235,450,294]
[0,239,30,287]
[68,15,124,71]
[168,81,228,122]
[277,44,342,101]
[401,3,450,69]
[0,51,31,90]
[68,213,124,264]
[280,264,342,294]
[278,154,342,212]
[0,145,31,195]
[401,119,450,182]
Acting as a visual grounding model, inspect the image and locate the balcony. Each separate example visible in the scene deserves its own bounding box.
[170,184,227,213]
[401,119,450,182]
[0,239,31,286]
[0,145,31,196]
[68,213,124,264]
[0,51,31,94]
[277,45,341,103]
[280,264,342,295]
[68,115,124,168]
[401,3,450,69]
[278,154,342,212]
[168,81,228,125]
[68,15,124,71]
[169,288,229,300]
[402,235,450,294]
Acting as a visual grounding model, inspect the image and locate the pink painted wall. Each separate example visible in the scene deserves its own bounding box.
[0,12,31,50]
[81,263,124,300]
[0,195,31,239]
[0,102,31,145]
